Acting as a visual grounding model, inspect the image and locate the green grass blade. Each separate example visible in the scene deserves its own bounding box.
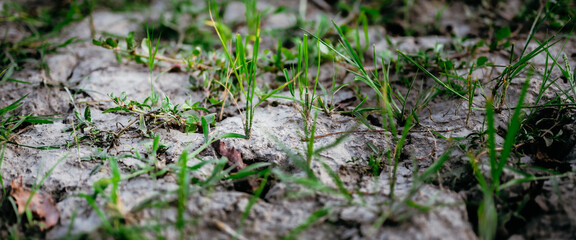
[494,74,531,187]
[485,97,498,190]
[240,167,270,226]
[176,148,188,235]
[201,115,210,144]
[397,50,468,100]
[321,162,353,201]
[282,208,329,240]
[0,94,28,116]
[390,115,413,199]
[0,65,15,85]
[478,193,497,240]
[79,193,112,230]
[416,149,451,184]
[331,20,367,76]
[0,143,5,196]
[227,162,271,180]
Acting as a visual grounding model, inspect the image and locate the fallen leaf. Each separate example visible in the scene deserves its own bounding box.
[211,140,261,193]
[211,140,246,170]
[10,177,60,230]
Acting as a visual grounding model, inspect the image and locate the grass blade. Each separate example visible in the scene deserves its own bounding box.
[397,50,468,100]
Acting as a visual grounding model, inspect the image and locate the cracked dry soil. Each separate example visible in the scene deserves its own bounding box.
[1,0,576,239]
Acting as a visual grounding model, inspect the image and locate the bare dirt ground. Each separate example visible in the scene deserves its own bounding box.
[1,0,575,239]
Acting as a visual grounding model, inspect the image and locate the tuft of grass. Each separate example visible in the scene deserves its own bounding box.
[210,9,292,139]
[469,75,530,240]
[300,21,457,236]
[283,34,321,124]
[102,92,212,139]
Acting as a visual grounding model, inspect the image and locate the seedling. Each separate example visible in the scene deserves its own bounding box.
[145,25,161,105]
[175,124,244,238]
[468,77,529,240]
[104,93,211,137]
[210,10,292,138]
[77,152,159,238]
[283,34,324,136]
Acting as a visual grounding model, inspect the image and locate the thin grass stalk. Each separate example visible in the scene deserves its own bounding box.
[210,10,248,138]
[306,111,318,166]
[0,143,5,196]
[146,26,160,104]
[239,168,271,234]
[332,21,367,77]
[389,115,412,200]
[79,193,112,231]
[176,150,188,237]
[304,25,385,102]
[466,64,476,125]
[536,38,552,107]
[478,191,497,240]
[494,74,531,192]
[486,97,498,189]
[108,157,122,212]
[468,152,495,240]
[311,40,321,117]
[209,8,238,97]
[397,50,468,101]
[380,61,397,142]
[244,0,257,34]
[354,12,369,60]
[561,52,572,89]
[570,58,576,102]
[296,40,302,99]
[24,153,67,226]
[284,208,329,239]
[321,162,353,201]
[303,35,309,109]
[249,16,261,137]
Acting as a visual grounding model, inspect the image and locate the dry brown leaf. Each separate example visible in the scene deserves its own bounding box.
[211,140,262,193]
[211,140,246,170]
[10,177,60,230]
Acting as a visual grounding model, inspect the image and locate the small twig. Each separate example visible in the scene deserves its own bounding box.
[77,100,113,104]
[475,143,525,160]
[213,220,249,240]
[302,125,470,141]
[7,124,34,142]
[309,0,331,11]
[301,129,388,141]
[115,117,139,137]
[338,61,382,73]
[495,103,576,111]
[416,129,437,161]
[106,47,212,71]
